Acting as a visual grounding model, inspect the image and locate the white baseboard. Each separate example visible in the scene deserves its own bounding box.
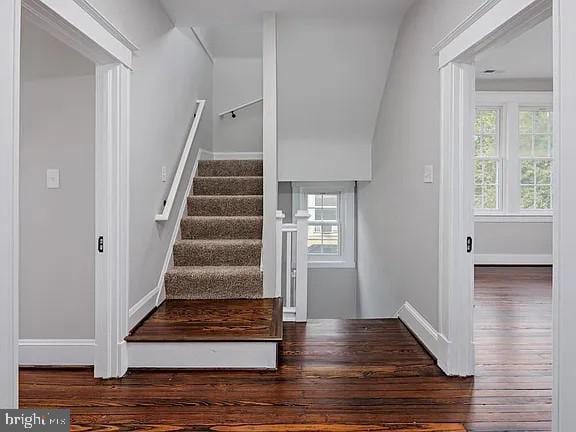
[129,287,160,330]
[475,253,553,265]
[127,341,278,369]
[19,339,95,366]
[396,302,440,361]
[212,151,263,160]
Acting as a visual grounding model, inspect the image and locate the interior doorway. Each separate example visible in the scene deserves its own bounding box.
[471,17,553,405]
[19,18,97,367]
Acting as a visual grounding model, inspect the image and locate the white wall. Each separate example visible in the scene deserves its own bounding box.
[476,78,553,91]
[213,57,262,153]
[277,16,400,182]
[84,0,213,309]
[278,182,357,319]
[475,221,552,261]
[356,0,486,323]
[20,21,95,339]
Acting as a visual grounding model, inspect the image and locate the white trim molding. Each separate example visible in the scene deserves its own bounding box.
[128,342,278,369]
[22,0,135,68]
[212,152,263,160]
[553,0,576,428]
[437,0,552,68]
[475,214,552,223]
[475,254,553,265]
[94,63,131,379]
[262,12,279,298]
[71,0,138,51]
[0,0,21,409]
[19,339,95,366]
[397,303,440,361]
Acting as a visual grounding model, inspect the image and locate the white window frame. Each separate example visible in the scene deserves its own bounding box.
[475,91,553,221]
[292,182,356,269]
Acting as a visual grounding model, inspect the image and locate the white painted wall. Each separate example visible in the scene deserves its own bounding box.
[20,21,95,339]
[475,221,552,258]
[84,0,213,309]
[356,0,486,323]
[276,16,400,182]
[476,78,553,91]
[278,182,357,318]
[213,57,262,153]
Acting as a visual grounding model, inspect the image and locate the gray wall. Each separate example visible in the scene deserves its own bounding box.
[278,182,357,319]
[213,57,263,153]
[20,22,95,339]
[476,78,553,92]
[356,0,486,324]
[276,16,401,182]
[85,0,214,309]
[475,222,552,256]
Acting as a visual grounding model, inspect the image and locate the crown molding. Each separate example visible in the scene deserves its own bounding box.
[72,0,139,52]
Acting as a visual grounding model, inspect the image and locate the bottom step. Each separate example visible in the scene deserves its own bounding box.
[125,298,282,370]
[127,341,278,370]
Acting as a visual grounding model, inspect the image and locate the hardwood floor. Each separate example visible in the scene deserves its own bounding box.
[19,266,551,431]
[126,298,283,342]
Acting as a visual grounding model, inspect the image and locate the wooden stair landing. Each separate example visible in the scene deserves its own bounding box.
[126,298,283,343]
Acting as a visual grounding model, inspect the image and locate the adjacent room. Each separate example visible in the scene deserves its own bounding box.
[473,16,553,399]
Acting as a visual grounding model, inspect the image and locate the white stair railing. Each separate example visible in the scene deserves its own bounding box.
[276,210,310,322]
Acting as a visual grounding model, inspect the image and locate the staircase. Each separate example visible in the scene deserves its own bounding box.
[126,159,282,370]
[165,159,264,300]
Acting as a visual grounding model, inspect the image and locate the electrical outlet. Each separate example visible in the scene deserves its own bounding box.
[161,166,167,182]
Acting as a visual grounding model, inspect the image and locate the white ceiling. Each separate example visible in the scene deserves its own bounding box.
[475,17,552,80]
[161,0,413,26]
[160,0,414,58]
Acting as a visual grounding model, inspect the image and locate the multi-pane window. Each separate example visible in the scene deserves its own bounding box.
[474,109,501,210]
[519,109,553,210]
[475,92,553,216]
[292,182,355,268]
[306,193,340,255]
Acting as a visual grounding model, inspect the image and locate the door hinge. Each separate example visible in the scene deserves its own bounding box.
[98,236,104,253]
[466,236,473,253]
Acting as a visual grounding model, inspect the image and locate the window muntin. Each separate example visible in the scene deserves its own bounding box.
[519,108,553,210]
[306,193,341,255]
[474,109,501,210]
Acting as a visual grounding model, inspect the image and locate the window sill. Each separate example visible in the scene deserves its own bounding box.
[308,260,356,269]
[475,214,552,223]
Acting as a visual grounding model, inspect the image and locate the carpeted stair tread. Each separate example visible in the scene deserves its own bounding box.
[181,216,263,240]
[165,266,263,299]
[193,176,263,196]
[187,195,263,216]
[198,160,263,177]
[173,239,262,266]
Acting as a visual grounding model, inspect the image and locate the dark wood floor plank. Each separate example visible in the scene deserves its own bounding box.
[20,266,552,431]
[126,298,283,342]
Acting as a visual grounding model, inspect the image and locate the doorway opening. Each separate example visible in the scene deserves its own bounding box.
[472,16,553,403]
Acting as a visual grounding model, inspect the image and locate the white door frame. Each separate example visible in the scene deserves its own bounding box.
[436,0,576,428]
[1,0,136,406]
[0,0,22,409]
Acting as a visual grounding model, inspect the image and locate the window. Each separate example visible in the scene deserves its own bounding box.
[474,108,501,210]
[475,92,553,217]
[519,109,553,210]
[292,182,355,268]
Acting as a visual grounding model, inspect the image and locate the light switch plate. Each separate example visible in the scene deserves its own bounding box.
[46,169,60,189]
[423,165,434,183]
[161,166,167,182]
